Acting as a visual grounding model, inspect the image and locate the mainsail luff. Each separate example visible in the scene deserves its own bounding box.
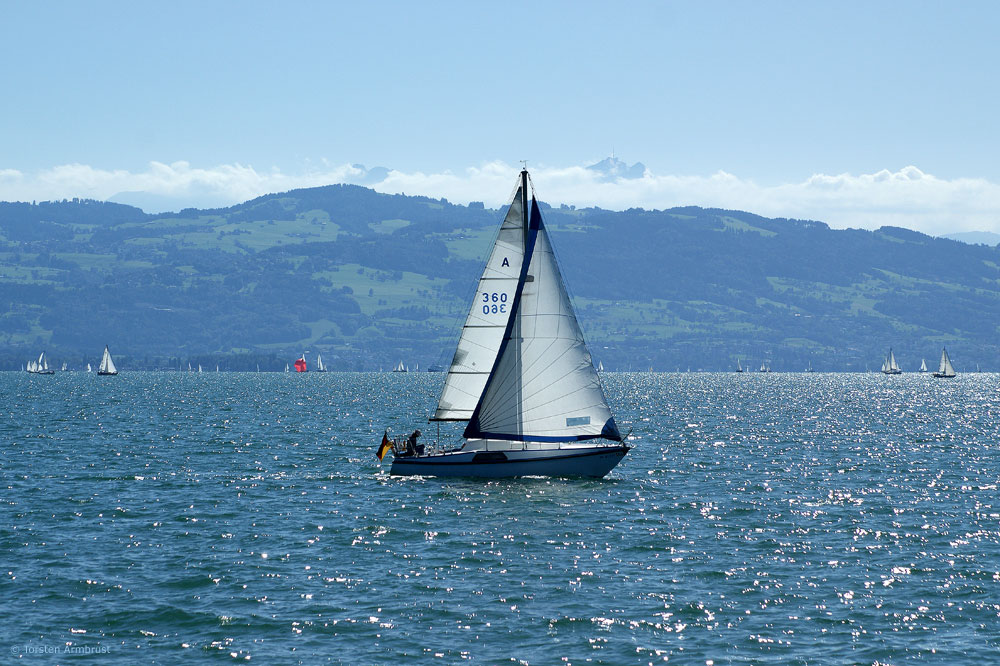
[432,177,527,421]
[464,191,620,443]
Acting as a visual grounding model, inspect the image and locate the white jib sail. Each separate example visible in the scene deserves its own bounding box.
[100,346,117,373]
[432,185,526,421]
[466,200,620,442]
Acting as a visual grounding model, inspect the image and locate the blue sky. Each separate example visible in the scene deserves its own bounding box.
[2,1,999,233]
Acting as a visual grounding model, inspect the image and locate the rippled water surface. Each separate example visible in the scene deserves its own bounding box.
[2,371,999,664]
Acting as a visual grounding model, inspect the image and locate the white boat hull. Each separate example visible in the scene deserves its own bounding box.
[389,443,629,478]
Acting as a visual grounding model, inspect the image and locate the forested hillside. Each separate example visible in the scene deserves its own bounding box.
[2,185,999,371]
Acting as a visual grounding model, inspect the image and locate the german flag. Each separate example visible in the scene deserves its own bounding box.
[376,429,393,461]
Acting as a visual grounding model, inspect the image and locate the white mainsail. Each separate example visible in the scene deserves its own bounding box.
[919,358,927,372]
[432,184,526,421]
[87,363,92,372]
[316,353,326,372]
[98,346,117,374]
[464,198,620,442]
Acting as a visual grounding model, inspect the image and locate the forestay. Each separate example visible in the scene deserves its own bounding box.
[465,199,621,442]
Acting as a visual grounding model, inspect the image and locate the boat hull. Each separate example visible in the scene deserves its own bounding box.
[389,444,630,479]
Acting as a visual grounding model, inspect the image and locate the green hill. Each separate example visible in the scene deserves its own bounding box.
[2,185,999,371]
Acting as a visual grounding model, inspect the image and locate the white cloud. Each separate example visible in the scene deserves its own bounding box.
[1,159,999,236]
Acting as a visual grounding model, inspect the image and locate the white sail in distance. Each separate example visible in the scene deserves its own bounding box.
[465,197,621,442]
[938,348,955,376]
[432,183,526,421]
[99,346,117,374]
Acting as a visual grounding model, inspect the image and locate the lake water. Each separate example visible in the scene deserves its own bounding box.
[2,371,998,664]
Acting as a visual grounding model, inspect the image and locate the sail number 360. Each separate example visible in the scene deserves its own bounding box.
[482,292,508,314]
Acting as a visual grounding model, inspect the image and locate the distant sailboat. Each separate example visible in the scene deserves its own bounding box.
[380,169,628,478]
[881,348,902,374]
[285,363,290,372]
[198,364,203,373]
[188,362,193,372]
[27,352,55,375]
[61,362,67,372]
[294,355,307,372]
[919,358,927,373]
[735,359,743,373]
[759,361,770,373]
[598,360,604,372]
[316,353,327,372]
[931,348,956,378]
[86,363,92,373]
[392,361,407,373]
[97,345,118,376]
[805,361,814,373]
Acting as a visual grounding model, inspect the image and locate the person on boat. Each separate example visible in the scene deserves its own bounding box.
[407,429,423,456]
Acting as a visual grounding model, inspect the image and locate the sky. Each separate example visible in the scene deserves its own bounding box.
[1,1,999,235]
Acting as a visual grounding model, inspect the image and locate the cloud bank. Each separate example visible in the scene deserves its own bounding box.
[1,160,998,236]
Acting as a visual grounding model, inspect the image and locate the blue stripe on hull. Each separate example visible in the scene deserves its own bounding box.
[389,446,629,479]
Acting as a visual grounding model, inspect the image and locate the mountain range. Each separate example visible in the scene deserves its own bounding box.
[2,183,999,371]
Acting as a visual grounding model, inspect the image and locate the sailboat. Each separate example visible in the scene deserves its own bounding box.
[28,352,55,374]
[931,348,956,378]
[380,170,629,478]
[86,363,92,373]
[597,360,604,372]
[97,345,118,375]
[294,355,307,372]
[392,361,407,373]
[61,362,67,372]
[759,361,770,373]
[881,348,902,374]
[735,359,743,373]
[285,363,290,373]
[316,353,327,372]
[919,358,927,373]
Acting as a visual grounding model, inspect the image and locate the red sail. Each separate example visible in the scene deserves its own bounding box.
[294,358,307,372]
